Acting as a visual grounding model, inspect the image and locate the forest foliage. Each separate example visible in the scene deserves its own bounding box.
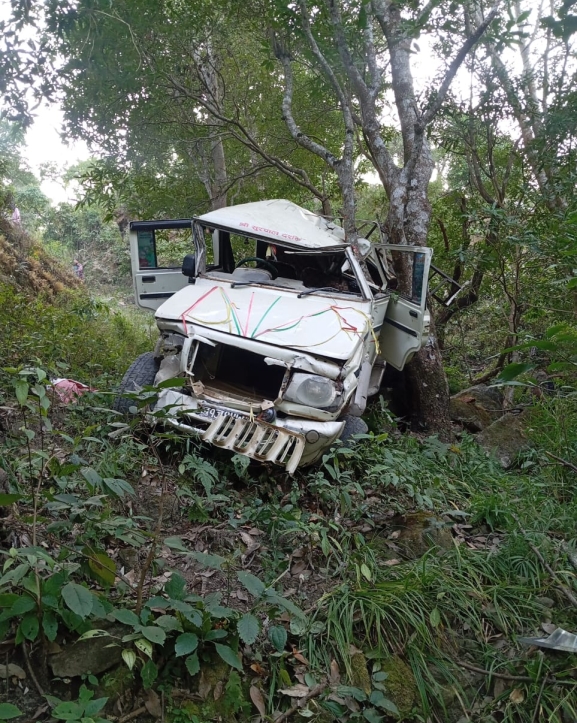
[1,0,577,721]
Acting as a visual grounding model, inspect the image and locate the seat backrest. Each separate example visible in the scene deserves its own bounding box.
[231,267,273,282]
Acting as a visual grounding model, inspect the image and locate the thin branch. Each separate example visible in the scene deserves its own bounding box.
[513,515,577,610]
[274,683,328,722]
[420,2,502,128]
[458,660,577,687]
[543,450,577,474]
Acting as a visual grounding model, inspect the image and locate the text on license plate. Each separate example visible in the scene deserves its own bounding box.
[198,407,244,421]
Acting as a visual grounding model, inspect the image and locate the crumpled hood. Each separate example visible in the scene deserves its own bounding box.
[156,277,372,361]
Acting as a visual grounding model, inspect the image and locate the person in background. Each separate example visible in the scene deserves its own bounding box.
[10,203,21,226]
[73,259,84,280]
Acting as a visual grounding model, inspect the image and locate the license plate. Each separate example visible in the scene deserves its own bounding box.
[198,406,244,421]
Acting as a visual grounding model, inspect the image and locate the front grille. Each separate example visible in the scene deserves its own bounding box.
[202,414,304,473]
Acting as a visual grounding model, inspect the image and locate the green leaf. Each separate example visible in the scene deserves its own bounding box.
[237,613,260,645]
[112,608,140,627]
[237,571,265,597]
[102,477,134,498]
[175,632,199,657]
[88,552,116,586]
[429,607,441,627]
[14,380,29,406]
[84,698,108,718]
[52,702,84,721]
[0,494,22,506]
[164,572,187,600]
[204,629,228,641]
[8,595,36,617]
[360,563,372,581]
[189,551,225,570]
[141,659,158,689]
[497,362,536,382]
[337,686,367,702]
[265,592,306,620]
[214,643,243,670]
[139,626,166,645]
[163,537,189,552]
[81,467,102,490]
[185,652,200,676]
[363,708,384,723]
[155,614,182,632]
[122,649,137,670]
[0,704,22,720]
[61,582,94,619]
[369,691,399,715]
[268,625,287,653]
[42,610,58,641]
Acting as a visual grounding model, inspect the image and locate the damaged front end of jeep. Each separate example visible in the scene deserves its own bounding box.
[149,325,362,474]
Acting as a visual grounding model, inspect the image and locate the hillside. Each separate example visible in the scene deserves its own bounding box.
[0,242,576,722]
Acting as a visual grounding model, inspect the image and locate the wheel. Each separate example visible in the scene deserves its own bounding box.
[113,352,160,414]
[339,414,369,443]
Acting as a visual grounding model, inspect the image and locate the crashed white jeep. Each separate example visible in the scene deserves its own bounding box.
[116,200,431,473]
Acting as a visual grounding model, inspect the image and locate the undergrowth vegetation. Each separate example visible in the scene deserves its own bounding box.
[1,284,577,722]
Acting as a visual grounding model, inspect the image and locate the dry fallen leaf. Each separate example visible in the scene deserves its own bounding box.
[250,685,267,717]
[0,664,26,680]
[291,560,307,575]
[291,647,310,666]
[278,684,310,698]
[510,689,525,705]
[329,659,340,686]
[383,559,401,566]
[213,680,224,701]
[250,662,267,676]
[144,689,162,718]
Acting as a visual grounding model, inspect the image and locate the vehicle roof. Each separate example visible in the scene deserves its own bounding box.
[195,199,348,250]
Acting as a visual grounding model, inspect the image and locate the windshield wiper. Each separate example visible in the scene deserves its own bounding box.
[297,287,342,298]
[230,281,262,289]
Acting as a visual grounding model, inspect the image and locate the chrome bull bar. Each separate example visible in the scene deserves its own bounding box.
[201,414,305,474]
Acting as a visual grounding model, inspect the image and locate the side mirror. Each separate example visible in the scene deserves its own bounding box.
[182,253,196,278]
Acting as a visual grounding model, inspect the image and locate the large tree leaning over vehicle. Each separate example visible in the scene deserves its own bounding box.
[268,0,500,432]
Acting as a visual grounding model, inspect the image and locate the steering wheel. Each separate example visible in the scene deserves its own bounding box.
[235,256,278,279]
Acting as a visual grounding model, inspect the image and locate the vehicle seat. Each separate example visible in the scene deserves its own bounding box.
[231,267,273,283]
[270,261,297,279]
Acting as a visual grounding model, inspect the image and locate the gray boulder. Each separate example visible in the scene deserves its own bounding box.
[476,410,530,468]
[450,384,504,432]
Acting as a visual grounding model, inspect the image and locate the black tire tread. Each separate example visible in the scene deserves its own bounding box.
[113,352,160,414]
[339,414,369,443]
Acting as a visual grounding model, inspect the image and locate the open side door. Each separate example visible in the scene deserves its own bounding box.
[130,220,197,312]
[374,245,433,371]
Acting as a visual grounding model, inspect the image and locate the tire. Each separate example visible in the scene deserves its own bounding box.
[339,414,369,443]
[113,352,160,414]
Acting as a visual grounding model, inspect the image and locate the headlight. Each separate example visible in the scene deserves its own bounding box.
[284,373,337,407]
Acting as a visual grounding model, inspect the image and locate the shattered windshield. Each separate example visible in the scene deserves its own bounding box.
[200,223,368,296]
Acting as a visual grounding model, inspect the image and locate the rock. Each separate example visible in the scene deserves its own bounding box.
[395,513,454,559]
[476,410,530,468]
[49,626,123,678]
[350,651,371,695]
[450,384,504,432]
[379,656,418,718]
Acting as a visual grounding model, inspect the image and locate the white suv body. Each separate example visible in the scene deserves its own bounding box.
[121,200,431,472]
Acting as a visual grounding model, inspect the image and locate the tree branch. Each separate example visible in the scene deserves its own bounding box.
[420,2,502,128]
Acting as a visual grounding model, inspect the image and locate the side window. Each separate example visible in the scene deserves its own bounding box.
[384,248,428,304]
[137,231,157,269]
[155,229,194,268]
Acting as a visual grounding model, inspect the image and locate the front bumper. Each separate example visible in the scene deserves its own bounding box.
[153,390,344,473]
